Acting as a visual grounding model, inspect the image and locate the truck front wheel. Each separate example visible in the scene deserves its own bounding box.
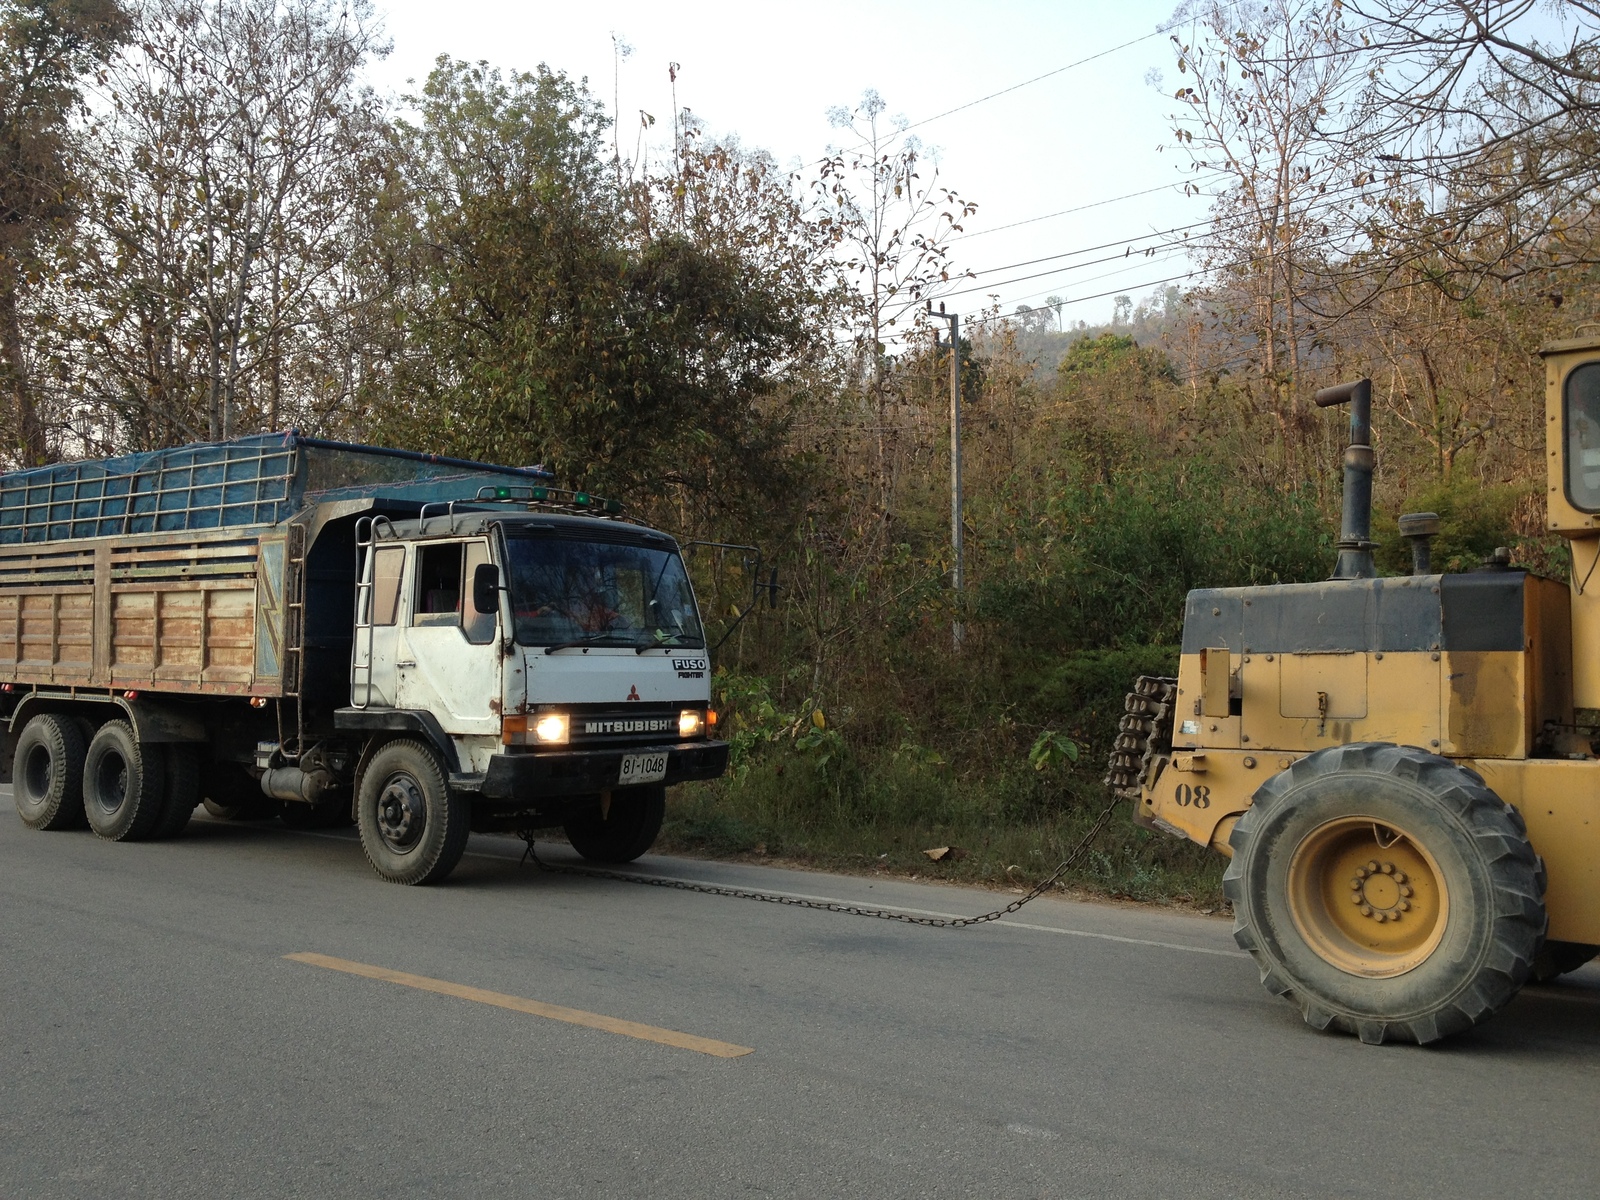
[356,739,469,885]
[1225,742,1545,1045]
[563,786,665,864]
[13,713,88,831]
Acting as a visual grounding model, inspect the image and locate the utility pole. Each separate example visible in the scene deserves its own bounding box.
[928,303,964,651]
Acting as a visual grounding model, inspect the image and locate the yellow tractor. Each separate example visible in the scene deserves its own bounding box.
[1107,334,1600,1044]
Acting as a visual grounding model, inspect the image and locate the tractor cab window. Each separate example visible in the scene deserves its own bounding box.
[1566,362,1600,511]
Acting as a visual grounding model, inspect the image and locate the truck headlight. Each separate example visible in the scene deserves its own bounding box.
[534,712,569,744]
[678,708,705,739]
[502,712,569,746]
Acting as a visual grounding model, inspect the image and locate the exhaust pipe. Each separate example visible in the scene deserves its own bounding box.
[1314,378,1376,580]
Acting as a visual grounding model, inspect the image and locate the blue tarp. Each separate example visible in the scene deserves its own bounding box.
[0,434,552,544]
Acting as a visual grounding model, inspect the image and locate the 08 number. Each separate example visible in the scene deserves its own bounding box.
[1173,783,1211,809]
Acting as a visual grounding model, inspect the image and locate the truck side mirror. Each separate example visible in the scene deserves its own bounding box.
[472,563,501,614]
[766,566,780,609]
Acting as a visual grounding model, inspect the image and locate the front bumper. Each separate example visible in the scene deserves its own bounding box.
[481,739,729,801]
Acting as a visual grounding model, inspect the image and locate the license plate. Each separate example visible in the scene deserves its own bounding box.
[619,751,668,786]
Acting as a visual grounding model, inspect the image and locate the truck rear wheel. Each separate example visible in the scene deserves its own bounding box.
[150,744,202,840]
[1224,742,1545,1045]
[82,720,167,843]
[564,786,665,864]
[13,713,88,831]
[356,739,468,885]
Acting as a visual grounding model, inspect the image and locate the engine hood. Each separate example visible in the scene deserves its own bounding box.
[516,647,711,709]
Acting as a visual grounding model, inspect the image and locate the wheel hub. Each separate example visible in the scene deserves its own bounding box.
[1287,818,1449,978]
[376,775,426,852]
[21,743,52,801]
[1349,860,1414,922]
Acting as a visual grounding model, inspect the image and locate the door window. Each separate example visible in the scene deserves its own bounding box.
[411,540,496,644]
[463,540,496,645]
[413,543,463,626]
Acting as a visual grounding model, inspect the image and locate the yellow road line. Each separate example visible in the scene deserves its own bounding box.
[284,952,754,1059]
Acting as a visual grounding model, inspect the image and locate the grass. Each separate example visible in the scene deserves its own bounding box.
[659,754,1227,910]
[657,643,1227,911]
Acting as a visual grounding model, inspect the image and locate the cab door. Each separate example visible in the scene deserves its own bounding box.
[395,538,501,735]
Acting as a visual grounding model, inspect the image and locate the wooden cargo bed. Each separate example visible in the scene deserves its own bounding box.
[0,528,287,697]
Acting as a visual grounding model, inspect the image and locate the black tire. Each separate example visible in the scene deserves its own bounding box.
[563,786,665,864]
[1224,742,1545,1045]
[150,744,202,840]
[201,761,276,821]
[1530,940,1599,983]
[355,739,468,885]
[12,714,88,831]
[82,719,167,843]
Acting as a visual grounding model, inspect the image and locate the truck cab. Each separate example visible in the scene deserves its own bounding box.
[341,504,728,834]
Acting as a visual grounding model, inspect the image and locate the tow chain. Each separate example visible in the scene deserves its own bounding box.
[518,792,1124,929]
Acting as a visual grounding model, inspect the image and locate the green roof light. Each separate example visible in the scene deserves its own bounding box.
[574,492,591,506]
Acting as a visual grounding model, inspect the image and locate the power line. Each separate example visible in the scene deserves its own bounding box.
[950,176,1383,296]
[947,256,1196,305]
[896,20,1186,137]
[957,219,1381,328]
[960,269,1204,325]
[954,172,1232,241]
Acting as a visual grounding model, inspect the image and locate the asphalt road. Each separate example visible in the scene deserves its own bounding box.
[3,794,1598,1199]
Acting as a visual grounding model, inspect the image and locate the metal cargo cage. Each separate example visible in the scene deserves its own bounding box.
[0,434,553,545]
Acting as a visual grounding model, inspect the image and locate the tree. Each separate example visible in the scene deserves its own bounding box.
[0,0,126,464]
[1168,0,1364,467]
[1335,1,1600,292]
[369,59,824,517]
[816,90,975,510]
[51,0,388,452]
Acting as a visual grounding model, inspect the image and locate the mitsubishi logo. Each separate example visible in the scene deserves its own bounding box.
[626,685,640,701]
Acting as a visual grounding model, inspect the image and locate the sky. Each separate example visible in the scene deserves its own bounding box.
[363,0,1206,329]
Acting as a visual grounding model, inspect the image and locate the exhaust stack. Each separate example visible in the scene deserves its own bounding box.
[1398,512,1440,575]
[1315,378,1376,580]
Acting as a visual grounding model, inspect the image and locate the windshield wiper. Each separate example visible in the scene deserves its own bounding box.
[543,632,648,655]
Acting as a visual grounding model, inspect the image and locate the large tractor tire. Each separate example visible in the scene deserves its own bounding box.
[563,786,666,864]
[1224,742,1545,1045]
[82,720,167,843]
[355,739,469,885]
[1530,940,1599,983]
[12,713,88,831]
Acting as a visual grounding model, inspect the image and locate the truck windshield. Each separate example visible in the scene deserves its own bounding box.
[502,536,705,649]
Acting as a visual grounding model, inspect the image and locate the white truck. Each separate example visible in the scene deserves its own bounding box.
[1,434,730,884]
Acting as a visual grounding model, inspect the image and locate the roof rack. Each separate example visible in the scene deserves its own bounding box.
[412,486,629,536]
[470,484,627,517]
